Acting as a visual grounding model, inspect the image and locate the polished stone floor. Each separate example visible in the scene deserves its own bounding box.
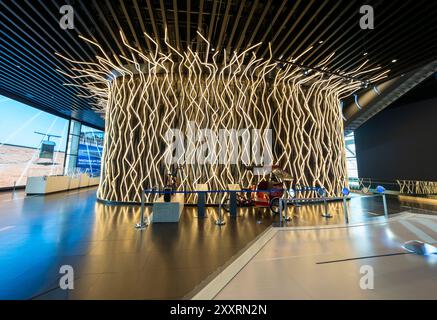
[0,188,275,299]
[214,213,437,300]
[0,187,435,300]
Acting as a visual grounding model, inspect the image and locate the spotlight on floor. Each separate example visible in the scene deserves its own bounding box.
[403,240,437,256]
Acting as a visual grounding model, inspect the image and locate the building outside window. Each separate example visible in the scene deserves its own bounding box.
[0,95,104,189]
[0,95,68,189]
[345,132,359,189]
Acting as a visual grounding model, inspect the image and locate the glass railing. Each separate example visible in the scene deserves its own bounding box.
[348,177,437,196]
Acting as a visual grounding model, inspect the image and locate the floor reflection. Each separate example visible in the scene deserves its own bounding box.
[216,213,437,299]
[0,187,435,300]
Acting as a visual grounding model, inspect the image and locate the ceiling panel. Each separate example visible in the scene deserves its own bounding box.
[1,0,436,130]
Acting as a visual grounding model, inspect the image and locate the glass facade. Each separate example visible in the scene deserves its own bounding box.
[76,124,104,177]
[0,94,103,189]
[63,119,82,176]
[0,95,68,188]
[345,132,359,188]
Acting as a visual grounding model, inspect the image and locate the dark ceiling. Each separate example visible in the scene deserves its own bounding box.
[1,0,437,130]
[388,72,437,109]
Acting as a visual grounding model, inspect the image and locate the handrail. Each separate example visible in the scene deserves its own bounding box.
[141,187,326,195]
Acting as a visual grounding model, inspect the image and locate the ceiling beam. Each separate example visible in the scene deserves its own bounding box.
[266,0,302,57]
[334,1,428,74]
[132,0,153,52]
[146,0,161,49]
[255,1,286,56]
[272,0,316,58]
[216,0,232,51]
[119,0,142,51]
[345,60,437,134]
[328,2,405,71]
[35,0,94,61]
[247,0,272,47]
[297,0,355,66]
[235,0,259,53]
[2,1,90,96]
[225,0,245,53]
[207,0,218,45]
[76,0,119,60]
[187,0,191,48]
[159,0,168,32]
[23,0,91,62]
[173,0,181,49]
[195,0,204,53]
[91,0,127,57]
[282,0,333,60]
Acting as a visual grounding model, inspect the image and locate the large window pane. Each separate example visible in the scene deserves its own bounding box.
[0,95,69,188]
[345,132,359,187]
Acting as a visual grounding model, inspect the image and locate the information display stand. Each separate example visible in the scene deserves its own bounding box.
[25,174,99,195]
[196,184,208,218]
[228,184,240,217]
[152,193,184,223]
